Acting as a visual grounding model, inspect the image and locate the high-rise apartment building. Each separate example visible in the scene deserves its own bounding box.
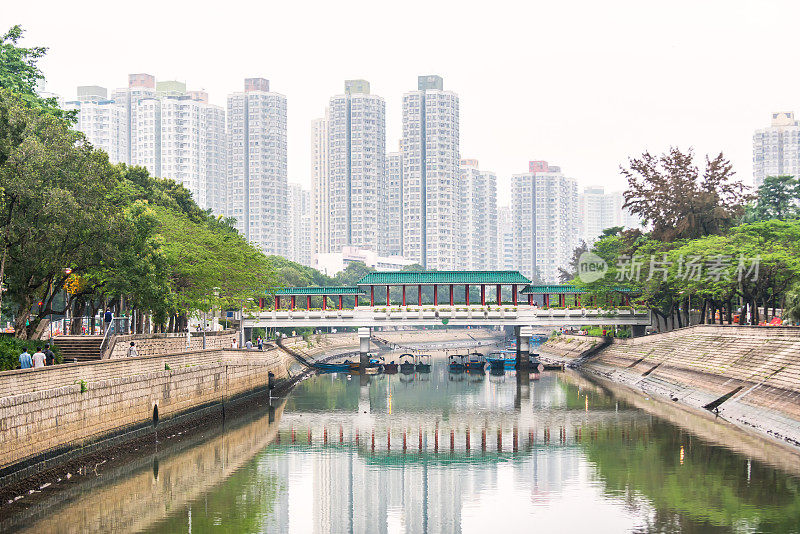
[753,112,800,188]
[328,80,386,253]
[288,183,313,266]
[110,73,156,165]
[311,112,330,257]
[226,78,288,255]
[579,186,640,244]
[401,75,460,269]
[459,159,497,270]
[65,86,127,164]
[497,206,515,270]
[386,146,404,257]
[132,83,226,212]
[512,161,579,283]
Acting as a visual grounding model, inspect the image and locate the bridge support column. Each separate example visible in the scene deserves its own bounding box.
[517,326,542,370]
[359,327,371,366]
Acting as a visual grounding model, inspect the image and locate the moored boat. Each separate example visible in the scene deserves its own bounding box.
[415,354,432,373]
[464,352,485,371]
[449,354,466,371]
[383,361,399,374]
[314,362,351,372]
[399,353,416,374]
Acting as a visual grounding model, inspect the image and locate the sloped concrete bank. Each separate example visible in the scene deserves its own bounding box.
[0,347,297,487]
[540,325,800,450]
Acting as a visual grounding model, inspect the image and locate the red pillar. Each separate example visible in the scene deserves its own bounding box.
[418,285,422,306]
[290,296,295,310]
[449,285,454,306]
[528,294,534,305]
[259,298,264,310]
[275,296,280,309]
[370,286,375,306]
[481,285,486,306]
[465,285,470,306]
[402,285,406,306]
[434,285,438,306]
[577,295,581,307]
[323,295,327,310]
[512,284,518,306]
[355,295,359,307]
[339,295,343,310]
[386,285,391,306]
[306,296,311,310]
[544,294,549,307]
[496,285,502,306]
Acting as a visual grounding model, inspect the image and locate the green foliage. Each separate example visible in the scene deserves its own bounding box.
[75,379,87,393]
[0,26,74,122]
[747,175,800,222]
[0,334,62,370]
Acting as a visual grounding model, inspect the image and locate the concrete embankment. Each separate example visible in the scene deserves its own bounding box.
[0,345,295,486]
[541,325,800,450]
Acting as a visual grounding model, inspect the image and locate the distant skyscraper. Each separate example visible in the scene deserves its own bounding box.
[512,161,579,283]
[753,112,800,188]
[497,206,515,270]
[459,159,497,270]
[65,86,127,164]
[386,145,404,257]
[110,73,156,165]
[226,78,288,255]
[402,75,460,269]
[132,85,225,211]
[311,112,330,257]
[288,183,313,265]
[579,186,640,244]
[328,80,386,253]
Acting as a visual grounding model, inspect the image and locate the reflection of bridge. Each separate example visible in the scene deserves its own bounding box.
[247,271,650,330]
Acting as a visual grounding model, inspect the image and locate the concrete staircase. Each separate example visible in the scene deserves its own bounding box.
[52,336,105,362]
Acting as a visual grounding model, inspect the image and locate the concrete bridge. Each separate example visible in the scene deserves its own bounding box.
[245,271,651,367]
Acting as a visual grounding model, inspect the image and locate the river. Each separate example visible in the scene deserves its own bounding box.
[4,351,800,533]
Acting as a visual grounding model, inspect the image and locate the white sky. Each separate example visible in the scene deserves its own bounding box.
[5,0,798,206]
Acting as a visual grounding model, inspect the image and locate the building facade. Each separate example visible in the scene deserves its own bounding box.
[311,112,330,257]
[65,86,128,164]
[497,206,515,270]
[401,75,460,270]
[287,183,313,266]
[753,111,800,188]
[578,186,639,245]
[226,78,288,255]
[328,80,386,253]
[110,73,157,165]
[512,161,579,283]
[459,159,497,270]
[386,146,404,257]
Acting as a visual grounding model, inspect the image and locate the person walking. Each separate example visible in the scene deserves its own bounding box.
[19,349,32,369]
[245,339,253,350]
[104,308,113,334]
[127,341,139,358]
[257,337,263,351]
[44,344,56,366]
[32,347,46,368]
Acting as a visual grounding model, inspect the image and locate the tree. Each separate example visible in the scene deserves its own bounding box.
[748,175,799,221]
[0,25,74,122]
[558,240,588,283]
[621,147,750,241]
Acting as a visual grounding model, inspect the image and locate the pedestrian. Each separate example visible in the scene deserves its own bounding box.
[104,308,113,333]
[257,337,263,351]
[32,347,46,368]
[231,338,238,349]
[127,341,139,358]
[19,349,32,369]
[245,339,253,350]
[44,344,56,366]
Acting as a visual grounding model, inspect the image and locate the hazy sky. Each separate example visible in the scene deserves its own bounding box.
[5,0,798,205]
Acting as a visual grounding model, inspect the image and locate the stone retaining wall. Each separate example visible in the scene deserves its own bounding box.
[0,347,293,479]
[551,325,800,449]
[106,330,238,359]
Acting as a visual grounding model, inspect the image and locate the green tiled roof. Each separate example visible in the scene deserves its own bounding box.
[270,286,364,296]
[521,285,638,294]
[357,271,531,286]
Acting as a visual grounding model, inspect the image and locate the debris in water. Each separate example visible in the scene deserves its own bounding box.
[14,495,22,501]
[65,473,71,479]
[39,483,51,489]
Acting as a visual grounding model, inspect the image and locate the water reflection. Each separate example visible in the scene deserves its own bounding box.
[8,356,800,533]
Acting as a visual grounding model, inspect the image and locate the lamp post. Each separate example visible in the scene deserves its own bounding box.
[64,268,72,335]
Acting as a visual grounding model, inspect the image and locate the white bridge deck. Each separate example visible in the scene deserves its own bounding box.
[243,306,651,328]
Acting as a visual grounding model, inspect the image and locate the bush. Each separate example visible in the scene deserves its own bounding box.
[0,335,63,371]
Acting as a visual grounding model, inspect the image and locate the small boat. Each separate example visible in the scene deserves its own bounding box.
[314,362,351,372]
[464,352,485,371]
[399,354,416,374]
[449,354,466,371]
[415,354,432,373]
[486,351,515,370]
[383,361,399,374]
